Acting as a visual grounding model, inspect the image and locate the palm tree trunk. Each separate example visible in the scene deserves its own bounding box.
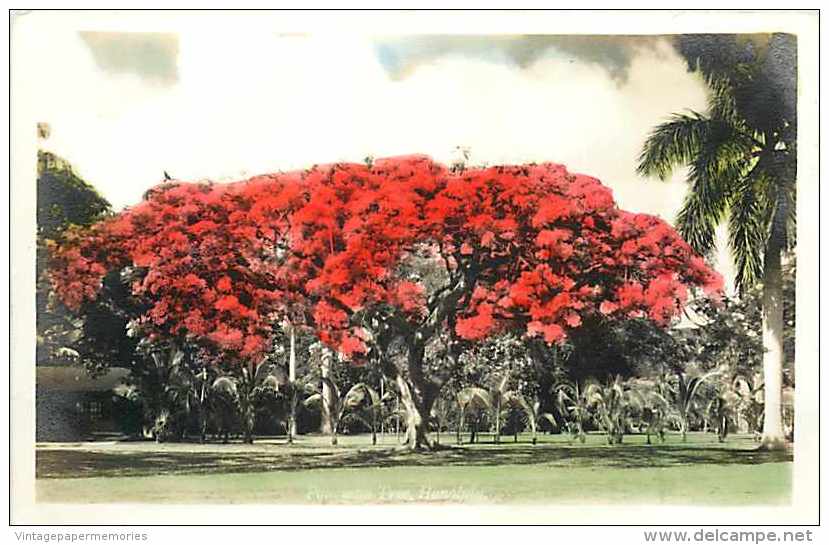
[494,401,501,444]
[288,326,297,443]
[379,378,385,440]
[320,346,334,435]
[760,225,787,449]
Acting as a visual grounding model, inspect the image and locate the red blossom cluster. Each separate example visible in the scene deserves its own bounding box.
[48,156,723,364]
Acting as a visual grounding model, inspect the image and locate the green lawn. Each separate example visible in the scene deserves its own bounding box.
[36,432,792,505]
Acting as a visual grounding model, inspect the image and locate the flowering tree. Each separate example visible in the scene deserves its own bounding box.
[49,156,722,449]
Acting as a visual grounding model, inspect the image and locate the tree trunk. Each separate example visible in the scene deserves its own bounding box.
[320,346,334,435]
[379,378,385,440]
[287,326,297,443]
[396,375,434,450]
[760,224,787,450]
[494,400,501,444]
[395,394,401,442]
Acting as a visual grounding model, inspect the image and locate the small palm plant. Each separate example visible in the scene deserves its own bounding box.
[304,378,366,445]
[635,380,678,445]
[145,347,185,442]
[212,359,284,444]
[706,373,761,442]
[511,394,557,445]
[733,373,765,439]
[347,383,390,445]
[430,393,455,446]
[204,379,238,443]
[706,388,739,443]
[209,374,240,440]
[667,369,721,442]
[586,376,642,445]
[165,362,211,443]
[555,381,590,444]
[488,374,516,444]
[456,387,491,444]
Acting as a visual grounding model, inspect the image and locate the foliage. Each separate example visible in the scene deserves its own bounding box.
[585,376,642,444]
[632,378,678,444]
[212,357,287,443]
[304,377,366,445]
[455,386,491,444]
[510,394,557,445]
[639,34,797,447]
[638,36,796,289]
[555,381,591,443]
[37,150,112,238]
[430,392,456,445]
[663,369,722,442]
[36,150,123,371]
[48,156,722,449]
[346,383,391,445]
[49,157,721,362]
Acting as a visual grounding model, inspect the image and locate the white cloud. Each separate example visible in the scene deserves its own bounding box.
[33,31,736,290]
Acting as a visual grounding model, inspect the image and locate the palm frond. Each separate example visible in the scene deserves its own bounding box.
[728,167,771,292]
[538,412,557,428]
[674,120,755,255]
[342,384,367,409]
[457,387,492,411]
[303,393,323,409]
[211,376,237,396]
[320,377,341,404]
[637,112,712,181]
[356,383,381,406]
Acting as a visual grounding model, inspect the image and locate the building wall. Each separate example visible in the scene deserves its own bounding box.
[36,366,129,442]
[36,388,86,442]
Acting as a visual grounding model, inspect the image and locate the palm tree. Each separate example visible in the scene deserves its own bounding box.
[430,393,455,446]
[585,376,641,445]
[634,380,678,445]
[488,374,516,444]
[555,381,590,444]
[455,387,491,444]
[165,361,211,443]
[212,360,284,444]
[733,372,765,439]
[349,383,390,445]
[512,394,557,445]
[705,378,742,443]
[638,36,796,450]
[665,370,721,442]
[303,377,365,445]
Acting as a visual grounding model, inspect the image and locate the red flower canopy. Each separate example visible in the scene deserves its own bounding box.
[49,156,723,363]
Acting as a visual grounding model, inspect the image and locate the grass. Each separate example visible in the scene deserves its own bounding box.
[36,432,792,505]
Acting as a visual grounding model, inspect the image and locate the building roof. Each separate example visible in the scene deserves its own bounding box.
[36,366,129,392]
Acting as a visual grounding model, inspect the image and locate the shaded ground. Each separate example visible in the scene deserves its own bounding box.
[35,432,792,504]
[37,432,791,479]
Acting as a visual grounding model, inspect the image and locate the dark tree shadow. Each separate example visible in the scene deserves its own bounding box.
[36,441,793,479]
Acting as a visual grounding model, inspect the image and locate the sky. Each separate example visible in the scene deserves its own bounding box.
[28,30,735,290]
